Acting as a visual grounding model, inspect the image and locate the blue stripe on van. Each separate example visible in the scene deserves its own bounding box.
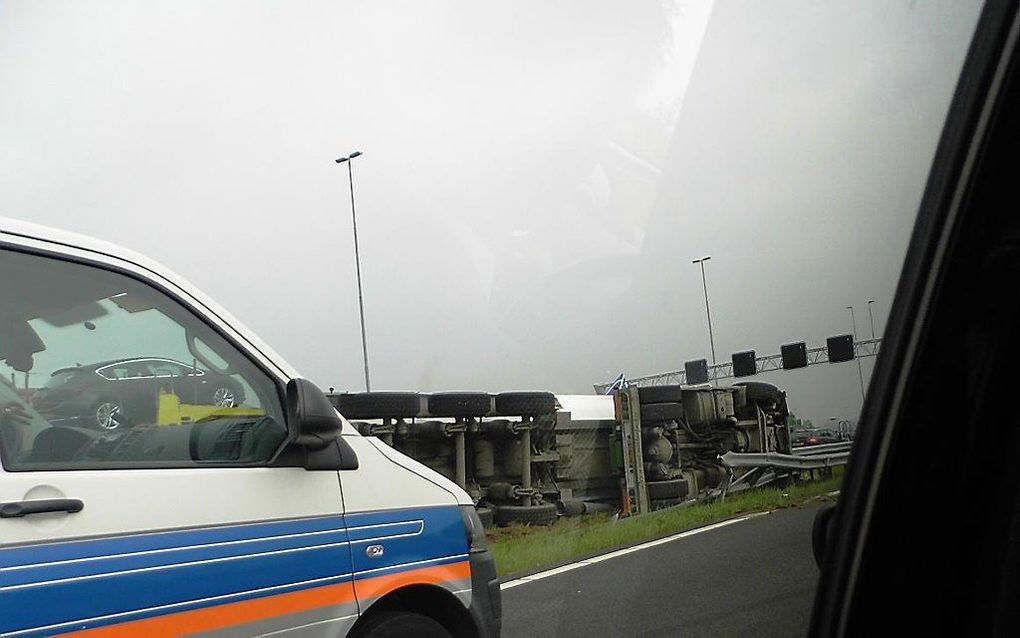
[345,506,468,577]
[0,505,468,636]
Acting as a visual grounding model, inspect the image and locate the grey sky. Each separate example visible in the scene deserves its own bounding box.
[0,1,982,424]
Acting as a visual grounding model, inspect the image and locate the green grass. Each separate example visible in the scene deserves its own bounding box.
[489,469,843,578]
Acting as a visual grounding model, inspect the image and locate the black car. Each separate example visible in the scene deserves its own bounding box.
[31,357,245,430]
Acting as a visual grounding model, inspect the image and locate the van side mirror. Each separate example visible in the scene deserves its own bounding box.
[284,378,358,471]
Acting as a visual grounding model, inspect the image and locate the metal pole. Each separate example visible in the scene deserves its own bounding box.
[346,160,372,392]
[454,429,466,489]
[695,258,717,382]
[848,306,866,402]
[520,424,532,507]
[867,300,877,339]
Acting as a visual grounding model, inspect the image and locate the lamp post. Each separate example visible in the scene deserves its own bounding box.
[335,151,371,392]
[692,256,717,382]
[847,305,866,402]
[866,299,877,339]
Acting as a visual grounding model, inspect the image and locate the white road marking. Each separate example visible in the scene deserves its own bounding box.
[500,513,768,590]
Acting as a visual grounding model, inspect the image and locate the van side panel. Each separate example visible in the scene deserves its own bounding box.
[346,506,472,610]
[0,516,357,637]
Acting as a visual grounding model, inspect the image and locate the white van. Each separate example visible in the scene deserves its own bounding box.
[0,218,500,638]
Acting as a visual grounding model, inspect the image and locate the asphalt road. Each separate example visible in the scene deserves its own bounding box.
[501,504,822,637]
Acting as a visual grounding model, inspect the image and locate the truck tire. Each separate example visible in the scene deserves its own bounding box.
[638,385,684,404]
[351,611,451,638]
[644,462,671,481]
[427,393,492,417]
[494,503,558,526]
[476,506,494,528]
[647,479,688,500]
[330,392,421,419]
[557,499,586,517]
[493,392,557,416]
[734,381,782,405]
[639,402,684,423]
[651,497,685,511]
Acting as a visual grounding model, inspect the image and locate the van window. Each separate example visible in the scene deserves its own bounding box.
[0,248,288,470]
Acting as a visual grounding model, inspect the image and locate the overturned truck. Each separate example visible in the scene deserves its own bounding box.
[328,381,790,525]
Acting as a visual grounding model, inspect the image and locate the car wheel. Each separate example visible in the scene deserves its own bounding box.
[212,387,237,407]
[351,611,451,638]
[93,400,123,430]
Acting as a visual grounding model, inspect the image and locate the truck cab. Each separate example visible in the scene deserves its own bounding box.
[0,217,500,637]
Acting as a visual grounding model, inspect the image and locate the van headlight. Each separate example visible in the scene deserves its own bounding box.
[459,505,488,552]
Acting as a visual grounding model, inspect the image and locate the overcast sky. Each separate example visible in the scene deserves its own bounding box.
[0,1,983,424]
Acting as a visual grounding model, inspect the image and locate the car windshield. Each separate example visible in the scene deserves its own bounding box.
[0,1,987,635]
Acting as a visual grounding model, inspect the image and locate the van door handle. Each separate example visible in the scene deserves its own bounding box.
[0,498,85,518]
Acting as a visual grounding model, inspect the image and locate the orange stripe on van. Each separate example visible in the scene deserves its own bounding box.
[60,561,470,637]
[354,561,472,602]
[64,582,357,637]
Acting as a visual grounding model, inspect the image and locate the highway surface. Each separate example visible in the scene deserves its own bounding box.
[501,503,822,637]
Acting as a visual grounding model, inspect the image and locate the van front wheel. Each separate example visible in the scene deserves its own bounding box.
[351,611,451,638]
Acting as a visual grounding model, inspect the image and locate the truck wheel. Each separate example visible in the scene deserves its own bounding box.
[351,611,450,638]
[647,479,688,500]
[638,385,684,404]
[476,506,494,528]
[427,393,492,417]
[494,503,558,526]
[329,392,422,419]
[734,381,782,405]
[558,499,586,516]
[639,402,684,423]
[651,497,685,511]
[493,392,557,416]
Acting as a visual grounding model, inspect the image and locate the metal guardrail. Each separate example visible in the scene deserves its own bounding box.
[791,441,853,456]
[721,449,850,471]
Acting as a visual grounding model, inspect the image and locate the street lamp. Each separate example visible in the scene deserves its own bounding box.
[866,299,877,339]
[847,305,865,402]
[335,150,371,392]
[692,256,717,382]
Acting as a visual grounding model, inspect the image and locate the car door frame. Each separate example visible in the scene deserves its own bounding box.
[810,1,1020,634]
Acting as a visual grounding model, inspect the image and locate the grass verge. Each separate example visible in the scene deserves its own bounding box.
[489,469,843,579]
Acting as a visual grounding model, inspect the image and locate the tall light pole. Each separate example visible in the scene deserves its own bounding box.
[847,305,865,402]
[692,256,717,382]
[866,299,877,339]
[335,151,371,392]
